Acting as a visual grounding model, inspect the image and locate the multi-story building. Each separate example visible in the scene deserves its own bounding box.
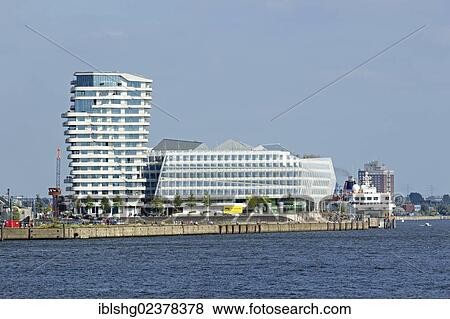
[62,72,152,217]
[145,139,336,212]
[358,160,394,197]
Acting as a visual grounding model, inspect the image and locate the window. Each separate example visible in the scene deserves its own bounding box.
[128,81,142,88]
[74,99,93,112]
[127,100,141,105]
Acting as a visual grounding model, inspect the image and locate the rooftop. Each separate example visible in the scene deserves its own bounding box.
[153,138,208,151]
[73,71,152,82]
[151,138,310,155]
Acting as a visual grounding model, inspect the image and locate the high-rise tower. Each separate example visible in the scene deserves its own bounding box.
[358,160,394,197]
[62,72,152,217]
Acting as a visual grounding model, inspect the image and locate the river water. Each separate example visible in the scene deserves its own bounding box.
[0,220,449,298]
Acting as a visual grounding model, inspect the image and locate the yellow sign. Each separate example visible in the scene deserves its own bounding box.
[223,206,243,214]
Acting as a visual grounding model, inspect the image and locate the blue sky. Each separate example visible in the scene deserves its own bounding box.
[1,0,449,197]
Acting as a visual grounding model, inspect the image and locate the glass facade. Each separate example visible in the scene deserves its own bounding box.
[145,148,336,206]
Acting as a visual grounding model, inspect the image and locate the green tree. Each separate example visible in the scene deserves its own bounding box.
[246,196,259,211]
[151,195,164,215]
[113,196,123,216]
[101,197,111,216]
[186,193,196,211]
[409,192,424,205]
[173,193,183,213]
[85,195,94,215]
[442,194,450,205]
[12,207,21,221]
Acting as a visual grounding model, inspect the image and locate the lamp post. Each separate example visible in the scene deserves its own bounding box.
[7,188,11,221]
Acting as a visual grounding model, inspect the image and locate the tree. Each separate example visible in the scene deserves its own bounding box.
[12,207,21,221]
[85,195,94,215]
[74,198,82,215]
[113,196,123,216]
[35,194,43,216]
[100,197,111,216]
[186,193,196,211]
[420,203,429,214]
[409,192,424,205]
[202,192,211,214]
[173,193,183,213]
[286,193,293,204]
[150,195,164,215]
[246,196,268,212]
[246,196,259,211]
[442,194,450,205]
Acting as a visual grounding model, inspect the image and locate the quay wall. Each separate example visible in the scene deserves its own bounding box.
[0,221,369,241]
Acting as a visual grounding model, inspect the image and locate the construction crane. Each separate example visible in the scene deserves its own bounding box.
[48,146,61,217]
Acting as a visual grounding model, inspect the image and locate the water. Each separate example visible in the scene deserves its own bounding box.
[0,220,449,298]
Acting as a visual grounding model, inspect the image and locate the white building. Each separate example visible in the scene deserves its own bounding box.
[145,139,336,212]
[62,72,152,217]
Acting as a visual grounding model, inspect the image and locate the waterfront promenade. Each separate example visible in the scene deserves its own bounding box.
[0,221,369,240]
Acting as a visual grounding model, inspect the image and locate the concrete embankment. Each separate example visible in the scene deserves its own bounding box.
[0,221,369,241]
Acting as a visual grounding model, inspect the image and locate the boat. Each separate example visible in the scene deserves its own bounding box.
[419,222,432,227]
[346,173,395,219]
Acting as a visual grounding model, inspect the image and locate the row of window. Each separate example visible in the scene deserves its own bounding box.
[74,99,148,112]
[75,75,150,89]
[68,126,147,133]
[355,196,390,201]
[166,154,285,161]
[72,158,139,163]
[75,90,150,97]
[75,190,143,196]
[73,182,143,187]
[70,133,145,139]
[71,143,142,152]
[157,180,328,187]
[73,166,141,171]
[156,171,329,179]
[71,140,146,147]
[160,162,330,176]
[157,188,328,197]
[89,108,146,114]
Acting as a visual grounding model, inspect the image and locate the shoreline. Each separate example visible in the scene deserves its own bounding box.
[1,220,370,241]
[397,216,449,221]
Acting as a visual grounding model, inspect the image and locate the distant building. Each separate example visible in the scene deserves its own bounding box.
[358,161,394,197]
[403,203,415,213]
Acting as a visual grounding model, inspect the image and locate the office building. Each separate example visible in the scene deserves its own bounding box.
[145,139,336,211]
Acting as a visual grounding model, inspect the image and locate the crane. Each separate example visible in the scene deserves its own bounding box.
[48,146,61,217]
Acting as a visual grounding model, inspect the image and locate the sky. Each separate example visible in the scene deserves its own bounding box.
[0,0,449,197]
